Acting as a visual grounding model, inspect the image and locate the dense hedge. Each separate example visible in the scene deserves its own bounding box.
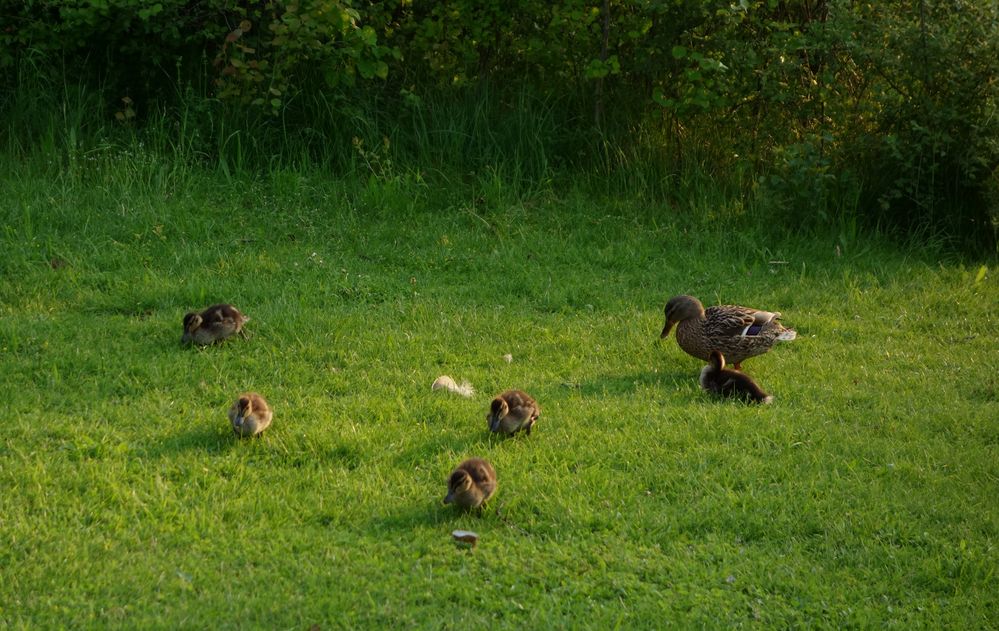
[2,0,996,247]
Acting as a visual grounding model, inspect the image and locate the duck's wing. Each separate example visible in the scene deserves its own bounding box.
[504,391,539,422]
[707,305,781,337]
[705,306,756,335]
[202,306,245,333]
[202,306,229,324]
[720,376,739,396]
[468,461,495,485]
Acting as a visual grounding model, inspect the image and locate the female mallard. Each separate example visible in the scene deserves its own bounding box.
[660,295,796,369]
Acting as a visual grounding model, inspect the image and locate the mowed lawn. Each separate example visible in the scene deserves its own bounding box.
[1,167,996,628]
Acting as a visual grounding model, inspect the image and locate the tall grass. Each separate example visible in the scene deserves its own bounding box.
[3,52,995,257]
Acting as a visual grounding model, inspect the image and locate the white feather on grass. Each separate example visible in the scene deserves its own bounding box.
[451,530,479,547]
[431,375,475,398]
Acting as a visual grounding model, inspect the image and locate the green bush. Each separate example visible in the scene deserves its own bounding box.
[849,1,999,245]
[1,0,996,250]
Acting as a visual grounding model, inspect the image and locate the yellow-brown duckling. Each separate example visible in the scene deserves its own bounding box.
[444,458,497,509]
[181,304,249,345]
[487,389,540,436]
[228,392,273,437]
[700,350,773,404]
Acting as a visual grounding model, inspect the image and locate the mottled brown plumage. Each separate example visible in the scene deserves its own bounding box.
[700,350,773,404]
[227,392,273,437]
[486,390,540,436]
[181,304,249,345]
[661,295,796,369]
[444,458,497,509]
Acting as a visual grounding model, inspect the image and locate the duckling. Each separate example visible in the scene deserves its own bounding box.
[181,304,249,345]
[486,389,540,436]
[700,350,773,404]
[228,392,273,437]
[444,458,497,509]
[661,294,796,369]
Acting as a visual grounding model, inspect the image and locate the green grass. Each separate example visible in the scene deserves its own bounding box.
[0,156,996,629]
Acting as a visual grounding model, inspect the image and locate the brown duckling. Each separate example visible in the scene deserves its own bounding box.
[444,458,497,509]
[181,304,249,345]
[228,392,273,437]
[700,350,773,404]
[661,294,796,369]
[487,389,540,436]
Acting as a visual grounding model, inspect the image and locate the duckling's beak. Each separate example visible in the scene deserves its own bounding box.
[443,492,454,505]
[660,319,675,338]
[234,416,244,428]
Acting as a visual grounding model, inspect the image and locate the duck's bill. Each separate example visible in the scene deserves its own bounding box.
[660,320,675,338]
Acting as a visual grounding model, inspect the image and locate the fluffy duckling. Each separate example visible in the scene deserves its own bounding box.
[661,294,796,369]
[444,458,497,509]
[487,389,540,436]
[181,304,249,345]
[700,350,773,404]
[228,392,273,437]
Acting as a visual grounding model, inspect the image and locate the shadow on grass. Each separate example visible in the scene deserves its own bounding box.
[324,442,366,470]
[311,502,460,534]
[142,425,235,458]
[364,502,456,533]
[391,432,494,469]
[575,370,694,396]
[361,500,510,538]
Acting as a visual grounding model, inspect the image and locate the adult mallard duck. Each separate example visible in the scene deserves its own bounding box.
[660,295,796,369]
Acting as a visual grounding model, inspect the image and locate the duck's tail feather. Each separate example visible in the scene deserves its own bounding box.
[776,329,797,342]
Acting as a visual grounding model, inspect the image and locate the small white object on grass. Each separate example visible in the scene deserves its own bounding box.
[431,375,475,398]
[502,353,513,363]
[451,530,479,547]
